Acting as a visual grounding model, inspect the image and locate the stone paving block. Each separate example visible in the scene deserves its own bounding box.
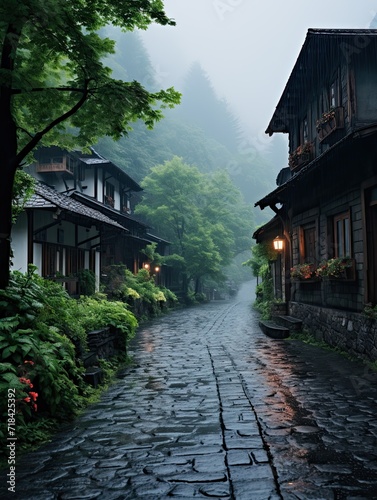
[231,477,279,500]
[249,448,270,464]
[224,430,266,450]
[193,453,227,473]
[199,484,232,498]
[227,449,253,466]
[169,482,222,497]
[229,463,275,482]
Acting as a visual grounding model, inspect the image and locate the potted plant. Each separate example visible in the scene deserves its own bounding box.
[316,107,344,141]
[315,257,354,280]
[289,142,313,171]
[290,263,316,281]
[316,110,336,129]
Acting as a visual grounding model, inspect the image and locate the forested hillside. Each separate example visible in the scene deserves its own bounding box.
[95,30,278,225]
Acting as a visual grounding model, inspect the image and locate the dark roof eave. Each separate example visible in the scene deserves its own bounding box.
[26,182,126,231]
[256,123,377,209]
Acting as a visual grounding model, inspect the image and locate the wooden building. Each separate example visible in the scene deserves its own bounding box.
[254,29,377,360]
[12,147,170,293]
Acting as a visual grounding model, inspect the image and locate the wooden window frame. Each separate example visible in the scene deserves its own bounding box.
[299,223,317,264]
[333,211,352,258]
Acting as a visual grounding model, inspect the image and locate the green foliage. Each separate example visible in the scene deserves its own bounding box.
[135,157,254,293]
[1,0,180,154]
[246,244,275,319]
[12,170,35,223]
[77,269,96,296]
[140,242,163,267]
[0,266,142,460]
[363,304,377,320]
[0,318,85,464]
[101,264,178,317]
[78,296,138,345]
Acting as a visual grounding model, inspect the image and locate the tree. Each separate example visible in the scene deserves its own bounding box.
[0,0,180,289]
[135,156,254,294]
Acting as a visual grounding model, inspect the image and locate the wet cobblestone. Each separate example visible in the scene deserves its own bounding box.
[2,280,377,499]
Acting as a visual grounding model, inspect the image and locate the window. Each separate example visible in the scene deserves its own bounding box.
[105,182,115,207]
[333,212,351,257]
[329,77,339,108]
[330,81,338,108]
[299,224,317,263]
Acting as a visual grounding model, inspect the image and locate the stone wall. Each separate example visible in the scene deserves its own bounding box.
[289,301,377,362]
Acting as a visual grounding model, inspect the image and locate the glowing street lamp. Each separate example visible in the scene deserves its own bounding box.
[154,266,160,273]
[273,236,284,252]
[143,263,150,270]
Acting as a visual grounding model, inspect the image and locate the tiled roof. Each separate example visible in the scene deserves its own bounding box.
[25,182,126,230]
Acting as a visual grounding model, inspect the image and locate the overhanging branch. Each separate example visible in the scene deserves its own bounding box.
[14,82,91,167]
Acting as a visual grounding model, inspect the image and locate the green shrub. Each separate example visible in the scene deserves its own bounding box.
[77,269,96,296]
[77,296,138,352]
[102,265,178,318]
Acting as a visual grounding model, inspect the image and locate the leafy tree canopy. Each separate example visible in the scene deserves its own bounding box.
[135,156,254,291]
[0,0,180,288]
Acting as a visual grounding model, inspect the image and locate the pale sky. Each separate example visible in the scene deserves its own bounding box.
[140,0,377,151]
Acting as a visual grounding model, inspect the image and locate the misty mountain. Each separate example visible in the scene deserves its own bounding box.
[95,30,278,224]
[174,61,242,153]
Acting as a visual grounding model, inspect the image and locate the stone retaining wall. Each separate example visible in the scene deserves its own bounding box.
[289,301,377,362]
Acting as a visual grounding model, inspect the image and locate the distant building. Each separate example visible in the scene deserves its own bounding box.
[254,29,377,360]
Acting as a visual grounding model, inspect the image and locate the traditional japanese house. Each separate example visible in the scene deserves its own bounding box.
[254,29,377,359]
[12,147,170,293]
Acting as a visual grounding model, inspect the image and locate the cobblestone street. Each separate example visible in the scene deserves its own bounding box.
[2,280,377,499]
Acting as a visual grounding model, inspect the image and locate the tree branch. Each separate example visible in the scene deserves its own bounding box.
[14,82,91,166]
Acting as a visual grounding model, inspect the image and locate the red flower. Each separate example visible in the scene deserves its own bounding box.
[23,360,35,365]
[19,377,33,388]
[29,392,38,402]
[32,404,37,412]
[23,397,31,403]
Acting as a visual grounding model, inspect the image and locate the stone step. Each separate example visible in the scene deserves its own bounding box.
[259,320,290,340]
[273,315,303,332]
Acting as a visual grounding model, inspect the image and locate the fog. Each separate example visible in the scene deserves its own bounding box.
[140,0,377,152]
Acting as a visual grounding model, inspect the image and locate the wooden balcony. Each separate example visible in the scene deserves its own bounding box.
[36,156,74,174]
[317,106,344,143]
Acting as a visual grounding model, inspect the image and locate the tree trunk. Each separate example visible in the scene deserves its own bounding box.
[0,108,18,289]
[0,24,21,289]
[195,277,201,294]
[0,167,16,289]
